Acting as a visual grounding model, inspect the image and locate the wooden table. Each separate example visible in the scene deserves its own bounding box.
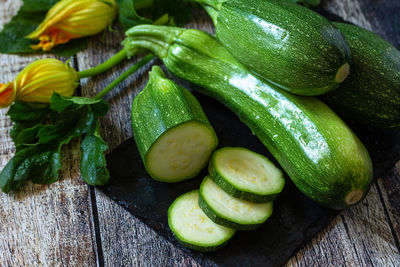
[0,0,399,266]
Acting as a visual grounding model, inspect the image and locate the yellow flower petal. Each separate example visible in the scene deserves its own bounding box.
[0,58,79,107]
[0,83,16,108]
[27,0,117,51]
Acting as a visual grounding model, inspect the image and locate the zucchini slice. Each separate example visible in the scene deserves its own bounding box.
[168,190,236,252]
[199,176,273,230]
[209,147,285,203]
[132,66,218,182]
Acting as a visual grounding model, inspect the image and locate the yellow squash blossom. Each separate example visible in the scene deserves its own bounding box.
[27,0,118,51]
[0,58,78,108]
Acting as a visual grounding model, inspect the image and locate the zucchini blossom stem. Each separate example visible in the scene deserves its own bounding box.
[93,54,155,100]
[77,48,128,79]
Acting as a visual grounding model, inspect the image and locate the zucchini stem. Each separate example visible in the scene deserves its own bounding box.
[93,54,155,100]
[345,189,364,205]
[77,49,128,79]
[335,63,350,83]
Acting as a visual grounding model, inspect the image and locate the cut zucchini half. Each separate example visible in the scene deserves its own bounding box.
[146,121,217,182]
[168,190,236,252]
[199,176,273,230]
[209,147,285,202]
[132,66,218,183]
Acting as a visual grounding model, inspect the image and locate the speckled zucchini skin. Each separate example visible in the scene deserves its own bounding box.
[131,66,218,182]
[198,0,351,96]
[322,23,400,128]
[124,25,373,210]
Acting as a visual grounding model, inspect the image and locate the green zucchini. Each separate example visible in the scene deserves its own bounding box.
[131,66,218,182]
[124,25,373,210]
[321,23,400,128]
[168,190,236,252]
[208,147,284,203]
[199,176,273,230]
[295,0,320,8]
[190,0,351,96]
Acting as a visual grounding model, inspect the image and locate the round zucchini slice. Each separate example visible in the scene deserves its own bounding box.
[209,147,285,202]
[168,190,236,252]
[199,176,273,230]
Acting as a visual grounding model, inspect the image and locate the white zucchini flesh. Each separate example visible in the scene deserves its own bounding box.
[147,121,216,181]
[168,190,235,250]
[201,176,273,225]
[214,147,284,195]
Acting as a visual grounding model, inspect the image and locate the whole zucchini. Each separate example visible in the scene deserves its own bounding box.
[132,66,218,182]
[190,0,351,96]
[322,23,400,128]
[124,25,373,210]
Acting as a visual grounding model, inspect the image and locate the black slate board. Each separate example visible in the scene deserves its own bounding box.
[98,90,400,267]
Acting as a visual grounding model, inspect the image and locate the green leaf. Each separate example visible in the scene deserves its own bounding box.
[13,125,43,150]
[0,145,61,193]
[7,102,51,148]
[150,0,192,26]
[0,0,88,56]
[117,0,192,31]
[0,93,110,193]
[20,0,59,12]
[80,122,110,186]
[7,101,50,123]
[118,0,153,30]
[50,93,109,116]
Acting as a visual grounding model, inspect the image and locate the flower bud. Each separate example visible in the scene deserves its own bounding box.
[27,0,118,51]
[0,59,78,108]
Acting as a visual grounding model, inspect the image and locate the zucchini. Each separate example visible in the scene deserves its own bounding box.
[295,0,321,8]
[208,147,284,203]
[199,176,273,230]
[131,66,218,182]
[168,190,236,252]
[124,25,373,210]
[322,23,400,128]
[190,0,351,96]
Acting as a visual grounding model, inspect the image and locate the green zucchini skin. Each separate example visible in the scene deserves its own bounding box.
[124,25,373,210]
[198,176,273,230]
[321,23,400,128]
[208,147,284,203]
[131,66,218,182]
[195,0,351,96]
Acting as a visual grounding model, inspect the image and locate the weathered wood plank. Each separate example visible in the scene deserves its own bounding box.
[377,163,400,250]
[0,1,98,266]
[286,182,400,267]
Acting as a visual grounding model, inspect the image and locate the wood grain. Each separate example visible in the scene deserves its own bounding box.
[0,1,98,266]
[377,163,400,252]
[286,183,400,267]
